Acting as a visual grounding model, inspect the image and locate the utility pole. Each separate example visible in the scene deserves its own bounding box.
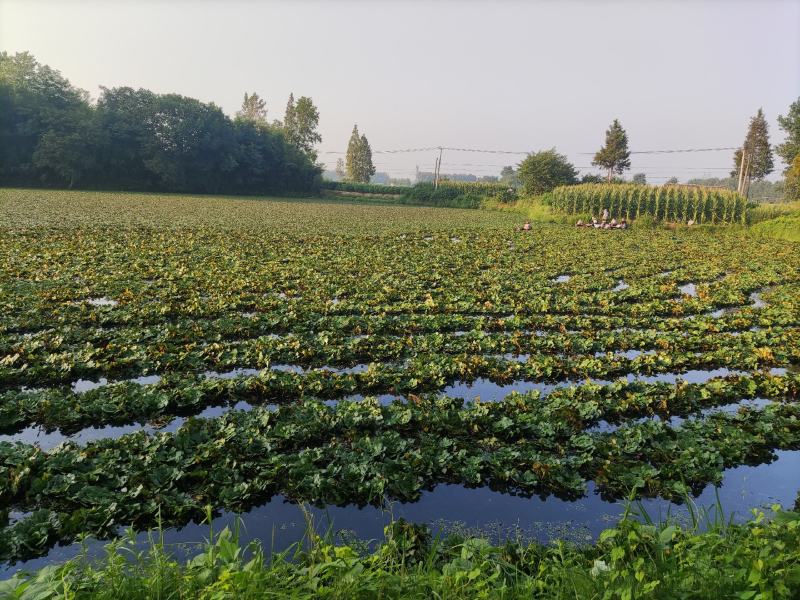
[743,155,751,199]
[434,146,443,189]
[736,150,746,195]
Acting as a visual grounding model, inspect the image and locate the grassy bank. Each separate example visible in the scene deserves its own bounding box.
[3,506,799,599]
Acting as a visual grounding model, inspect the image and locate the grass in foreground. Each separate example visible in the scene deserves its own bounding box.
[749,214,800,243]
[2,506,799,599]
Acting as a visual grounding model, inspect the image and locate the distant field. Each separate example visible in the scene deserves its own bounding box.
[1,186,799,571]
[0,188,518,231]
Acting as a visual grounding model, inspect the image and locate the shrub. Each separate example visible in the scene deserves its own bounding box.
[517,149,578,196]
[402,181,517,208]
[322,181,406,195]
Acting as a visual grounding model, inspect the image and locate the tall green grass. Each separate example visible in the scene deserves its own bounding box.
[402,181,517,208]
[749,215,800,242]
[322,181,406,195]
[748,200,800,225]
[3,502,799,599]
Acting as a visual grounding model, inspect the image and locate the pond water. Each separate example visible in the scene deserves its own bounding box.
[4,449,798,578]
[442,378,560,402]
[2,330,795,576]
[612,280,629,292]
[86,297,118,307]
[3,366,788,449]
[73,375,161,393]
[0,401,256,451]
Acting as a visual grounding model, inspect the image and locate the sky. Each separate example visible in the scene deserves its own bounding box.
[2,0,798,183]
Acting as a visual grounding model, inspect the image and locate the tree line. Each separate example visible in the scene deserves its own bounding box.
[0,52,323,195]
[502,105,800,201]
[3,51,798,202]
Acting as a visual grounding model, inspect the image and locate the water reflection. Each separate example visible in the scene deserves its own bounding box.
[0,401,255,451]
[5,450,798,578]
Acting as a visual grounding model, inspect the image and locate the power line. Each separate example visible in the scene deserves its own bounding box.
[320,145,738,156]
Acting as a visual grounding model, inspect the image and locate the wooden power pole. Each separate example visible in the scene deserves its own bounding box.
[434,147,443,190]
[737,150,747,195]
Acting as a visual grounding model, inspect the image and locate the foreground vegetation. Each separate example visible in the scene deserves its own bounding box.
[3,507,799,599]
[1,188,798,594]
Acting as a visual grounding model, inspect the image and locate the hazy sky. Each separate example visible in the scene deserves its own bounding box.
[2,0,798,182]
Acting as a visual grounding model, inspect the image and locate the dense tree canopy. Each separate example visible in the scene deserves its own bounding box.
[516,149,577,196]
[776,98,800,172]
[0,52,321,194]
[283,94,321,161]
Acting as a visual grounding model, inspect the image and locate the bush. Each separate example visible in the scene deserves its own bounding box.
[322,181,406,195]
[517,149,577,196]
[402,181,517,208]
[547,183,748,224]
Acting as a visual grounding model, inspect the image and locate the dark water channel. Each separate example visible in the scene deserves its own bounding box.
[4,449,798,578]
[1,361,797,577]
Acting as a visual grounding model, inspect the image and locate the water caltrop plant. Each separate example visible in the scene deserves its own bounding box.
[0,188,798,590]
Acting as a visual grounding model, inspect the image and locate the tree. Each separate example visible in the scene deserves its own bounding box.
[359,134,375,182]
[776,98,800,171]
[335,158,345,179]
[516,149,577,196]
[140,94,239,193]
[0,51,94,186]
[632,173,647,185]
[32,109,99,188]
[665,176,679,185]
[0,51,322,195]
[499,166,520,188]
[95,87,158,189]
[592,119,631,182]
[785,155,800,201]
[283,93,321,160]
[731,108,773,195]
[345,125,375,183]
[283,93,295,134]
[236,92,267,124]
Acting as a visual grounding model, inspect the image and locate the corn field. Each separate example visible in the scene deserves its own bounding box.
[548,183,748,224]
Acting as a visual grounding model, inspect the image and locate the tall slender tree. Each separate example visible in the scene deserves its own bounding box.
[592,119,631,182]
[283,93,296,134]
[731,108,773,195]
[345,125,361,181]
[345,125,375,183]
[334,158,346,180]
[236,92,267,124]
